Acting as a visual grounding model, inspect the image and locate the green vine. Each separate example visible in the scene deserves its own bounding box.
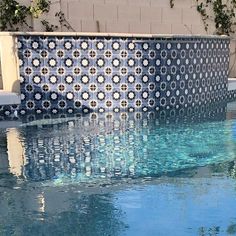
[0,0,32,31]
[170,0,236,35]
[0,0,75,32]
[170,0,175,8]
[55,11,75,32]
[0,0,51,31]
[196,0,210,32]
[30,0,51,18]
[196,0,236,35]
[41,20,58,32]
[212,0,236,35]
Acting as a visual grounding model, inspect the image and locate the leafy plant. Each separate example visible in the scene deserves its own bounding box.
[196,0,210,31]
[41,19,58,32]
[169,0,236,35]
[170,0,175,8]
[30,0,51,18]
[0,0,31,31]
[55,11,75,31]
[0,0,51,31]
[196,0,236,35]
[212,0,236,35]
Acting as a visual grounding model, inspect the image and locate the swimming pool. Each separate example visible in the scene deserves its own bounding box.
[0,101,236,235]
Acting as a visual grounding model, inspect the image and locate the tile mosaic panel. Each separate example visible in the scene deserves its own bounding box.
[13,35,233,114]
[227,90,236,102]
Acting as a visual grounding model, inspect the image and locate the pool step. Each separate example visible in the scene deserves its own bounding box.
[228,78,236,91]
[0,90,20,106]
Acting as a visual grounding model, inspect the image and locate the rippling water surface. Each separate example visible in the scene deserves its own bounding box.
[1,103,236,235]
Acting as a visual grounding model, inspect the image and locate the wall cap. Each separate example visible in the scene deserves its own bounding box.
[0,31,230,39]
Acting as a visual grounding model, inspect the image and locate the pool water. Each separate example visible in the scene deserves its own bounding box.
[1,102,236,235]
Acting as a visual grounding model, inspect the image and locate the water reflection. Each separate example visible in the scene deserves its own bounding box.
[1,102,236,235]
[0,189,127,236]
[1,102,236,184]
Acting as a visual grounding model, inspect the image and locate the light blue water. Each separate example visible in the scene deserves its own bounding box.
[0,103,236,235]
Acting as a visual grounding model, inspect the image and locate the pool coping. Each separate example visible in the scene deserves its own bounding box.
[0,31,230,39]
[0,91,21,106]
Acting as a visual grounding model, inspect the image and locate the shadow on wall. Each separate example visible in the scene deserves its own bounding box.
[20,83,91,114]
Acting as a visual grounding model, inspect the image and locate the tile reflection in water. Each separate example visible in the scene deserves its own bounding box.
[2,102,235,183]
[1,103,236,235]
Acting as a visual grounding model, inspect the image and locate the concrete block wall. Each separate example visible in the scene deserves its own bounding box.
[13,0,236,78]
[24,0,209,35]
[229,39,236,77]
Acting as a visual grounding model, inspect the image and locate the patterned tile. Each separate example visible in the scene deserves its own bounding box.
[0,36,232,117]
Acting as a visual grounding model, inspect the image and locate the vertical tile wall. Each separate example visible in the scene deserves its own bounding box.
[16,35,230,116]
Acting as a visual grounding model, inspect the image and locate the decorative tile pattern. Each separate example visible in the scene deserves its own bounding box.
[227,90,236,102]
[0,105,19,119]
[13,35,233,114]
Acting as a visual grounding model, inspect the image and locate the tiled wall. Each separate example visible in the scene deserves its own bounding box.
[15,35,230,116]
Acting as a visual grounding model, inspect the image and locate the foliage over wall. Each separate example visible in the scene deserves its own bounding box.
[0,0,49,31]
[0,0,74,32]
[1,0,236,35]
[171,0,236,36]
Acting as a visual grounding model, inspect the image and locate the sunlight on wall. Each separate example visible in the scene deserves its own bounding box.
[7,128,24,177]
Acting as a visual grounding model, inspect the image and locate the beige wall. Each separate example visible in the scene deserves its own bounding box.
[13,0,236,77]
[230,39,236,77]
[0,57,3,89]
[0,35,20,93]
[22,0,208,35]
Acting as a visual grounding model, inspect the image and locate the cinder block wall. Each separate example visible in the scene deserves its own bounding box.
[30,0,209,35]
[14,0,236,77]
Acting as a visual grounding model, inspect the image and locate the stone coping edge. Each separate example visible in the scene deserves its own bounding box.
[0,31,230,39]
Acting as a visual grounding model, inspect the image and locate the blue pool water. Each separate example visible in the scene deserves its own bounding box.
[0,102,236,235]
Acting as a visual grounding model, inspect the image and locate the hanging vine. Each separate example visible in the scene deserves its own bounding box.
[30,0,51,18]
[1,0,236,34]
[169,0,175,8]
[170,0,236,35]
[55,11,75,32]
[0,0,51,31]
[196,0,236,35]
[196,0,210,32]
[0,0,32,31]
[0,0,75,32]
